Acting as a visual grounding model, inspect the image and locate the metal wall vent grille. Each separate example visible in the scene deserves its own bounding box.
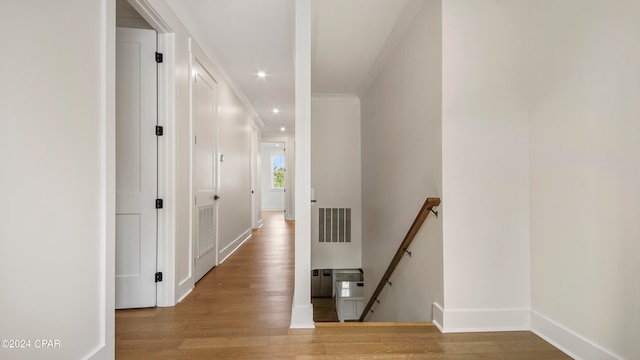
[319,208,351,243]
[198,205,215,256]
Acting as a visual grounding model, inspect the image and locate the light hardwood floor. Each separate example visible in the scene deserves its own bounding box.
[116,211,571,359]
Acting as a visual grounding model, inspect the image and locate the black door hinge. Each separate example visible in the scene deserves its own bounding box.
[155,199,163,209]
[155,52,163,63]
[155,272,163,282]
[156,125,164,136]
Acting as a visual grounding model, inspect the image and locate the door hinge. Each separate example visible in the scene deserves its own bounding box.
[155,52,163,63]
[156,199,164,209]
[155,125,164,136]
[155,272,163,282]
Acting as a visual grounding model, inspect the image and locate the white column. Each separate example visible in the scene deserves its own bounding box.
[290,0,314,328]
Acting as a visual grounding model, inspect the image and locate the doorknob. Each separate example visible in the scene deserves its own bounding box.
[213,195,221,200]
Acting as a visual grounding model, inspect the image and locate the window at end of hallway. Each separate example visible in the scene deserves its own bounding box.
[271,155,285,188]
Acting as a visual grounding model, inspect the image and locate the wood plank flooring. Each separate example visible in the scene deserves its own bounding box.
[116,211,571,359]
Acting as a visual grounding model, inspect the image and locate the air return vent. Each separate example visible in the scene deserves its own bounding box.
[198,205,215,256]
[318,208,351,243]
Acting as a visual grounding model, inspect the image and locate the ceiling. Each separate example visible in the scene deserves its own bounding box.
[163,0,414,135]
[311,0,409,94]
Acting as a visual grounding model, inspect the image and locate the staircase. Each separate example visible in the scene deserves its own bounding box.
[359,197,441,321]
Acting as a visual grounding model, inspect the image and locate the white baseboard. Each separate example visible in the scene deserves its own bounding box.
[219,228,252,264]
[290,304,315,329]
[432,302,444,332]
[530,310,622,360]
[439,307,530,333]
[176,287,192,304]
[262,206,285,211]
[86,344,106,360]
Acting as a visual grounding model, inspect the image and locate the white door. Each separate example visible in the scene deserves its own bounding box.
[192,60,218,282]
[115,27,158,309]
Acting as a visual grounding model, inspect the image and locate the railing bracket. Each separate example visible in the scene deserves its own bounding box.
[385,279,392,287]
[370,309,374,313]
[403,248,412,257]
[375,299,380,304]
[430,208,439,218]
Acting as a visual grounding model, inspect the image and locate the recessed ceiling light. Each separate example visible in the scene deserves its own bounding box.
[257,71,266,78]
[280,126,286,132]
[273,108,280,114]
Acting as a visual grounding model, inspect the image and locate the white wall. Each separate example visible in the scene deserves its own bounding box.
[116,0,152,29]
[261,142,286,210]
[0,1,115,359]
[216,78,253,263]
[311,95,362,270]
[360,0,443,322]
[440,0,531,331]
[529,1,640,359]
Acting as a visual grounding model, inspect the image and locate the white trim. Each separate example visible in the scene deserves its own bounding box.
[218,229,253,264]
[175,282,192,305]
[250,121,261,230]
[127,0,173,33]
[310,93,360,100]
[185,36,196,295]
[290,304,315,329]
[440,308,530,333]
[263,205,285,211]
[127,0,178,308]
[531,310,622,360]
[94,0,116,359]
[431,302,444,332]
[257,219,264,229]
[176,288,193,304]
[155,32,176,308]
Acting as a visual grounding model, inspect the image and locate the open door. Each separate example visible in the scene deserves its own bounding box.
[192,60,218,282]
[115,27,158,309]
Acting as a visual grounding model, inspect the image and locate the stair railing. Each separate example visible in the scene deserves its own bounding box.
[359,197,441,321]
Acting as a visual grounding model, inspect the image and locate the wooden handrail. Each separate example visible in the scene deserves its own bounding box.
[359,197,441,322]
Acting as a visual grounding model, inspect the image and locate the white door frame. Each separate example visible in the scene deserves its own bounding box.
[127,0,176,307]
[250,121,262,229]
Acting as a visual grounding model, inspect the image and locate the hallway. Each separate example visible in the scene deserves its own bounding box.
[116,211,294,358]
[115,211,570,359]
